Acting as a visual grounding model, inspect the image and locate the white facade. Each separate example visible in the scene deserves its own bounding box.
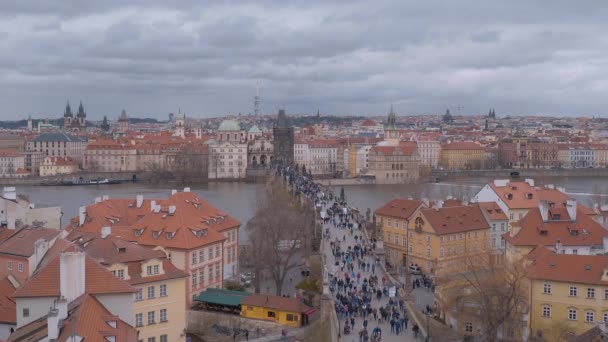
[294,143,310,169]
[0,153,25,177]
[208,142,247,179]
[415,139,440,168]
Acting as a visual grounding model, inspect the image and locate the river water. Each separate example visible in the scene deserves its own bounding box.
[14,176,608,242]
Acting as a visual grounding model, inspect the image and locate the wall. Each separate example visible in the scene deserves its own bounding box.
[0,323,14,340]
[96,293,133,326]
[133,278,186,342]
[16,296,55,327]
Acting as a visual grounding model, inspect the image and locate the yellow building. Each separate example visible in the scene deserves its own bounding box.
[39,156,79,176]
[66,231,188,342]
[440,142,485,170]
[407,204,491,276]
[375,198,424,268]
[526,247,608,340]
[240,294,314,328]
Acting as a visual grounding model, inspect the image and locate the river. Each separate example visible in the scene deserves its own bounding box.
[13,175,608,242]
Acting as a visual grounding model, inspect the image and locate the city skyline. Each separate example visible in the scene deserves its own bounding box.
[1,1,608,119]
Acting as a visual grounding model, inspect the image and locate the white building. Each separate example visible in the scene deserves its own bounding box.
[0,151,25,177]
[413,136,440,168]
[208,141,248,180]
[0,187,61,230]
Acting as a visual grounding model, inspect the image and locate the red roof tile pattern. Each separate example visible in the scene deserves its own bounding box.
[526,247,608,286]
[375,199,423,220]
[0,277,16,324]
[0,227,60,258]
[420,205,490,235]
[477,202,509,221]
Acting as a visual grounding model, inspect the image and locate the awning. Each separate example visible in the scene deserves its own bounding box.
[304,309,316,315]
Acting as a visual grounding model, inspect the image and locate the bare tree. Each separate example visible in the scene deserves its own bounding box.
[438,254,528,342]
[246,179,314,296]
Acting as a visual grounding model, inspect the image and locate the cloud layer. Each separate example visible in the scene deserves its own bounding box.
[1,0,607,119]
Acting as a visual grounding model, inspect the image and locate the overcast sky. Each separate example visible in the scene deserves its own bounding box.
[1,0,607,120]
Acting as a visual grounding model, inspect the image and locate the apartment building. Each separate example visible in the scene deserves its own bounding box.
[439,142,485,170]
[368,142,420,184]
[375,198,424,268]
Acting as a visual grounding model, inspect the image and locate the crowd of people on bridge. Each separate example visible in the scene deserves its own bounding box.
[275,164,424,342]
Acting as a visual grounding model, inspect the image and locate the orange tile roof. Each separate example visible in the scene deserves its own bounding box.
[0,227,60,258]
[14,252,135,298]
[420,205,490,235]
[375,198,423,220]
[526,247,608,286]
[67,191,239,251]
[65,231,165,265]
[241,293,313,314]
[504,207,608,247]
[477,202,509,221]
[488,181,570,210]
[0,277,16,324]
[8,294,138,342]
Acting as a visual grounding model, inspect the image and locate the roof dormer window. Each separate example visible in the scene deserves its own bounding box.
[506,194,513,200]
[166,232,175,240]
[134,229,144,237]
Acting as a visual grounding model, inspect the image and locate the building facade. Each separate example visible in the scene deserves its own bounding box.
[375,199,424,268]
[368,142,420,184]
[273,110,294,165]
[440,142,485,170]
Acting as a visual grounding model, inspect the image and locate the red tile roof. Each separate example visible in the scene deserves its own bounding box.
[375,199,423,220]
[420,205,490,235]
[504,207,608,247]
[478,202,509,221]
[0,277,16,324]
[0,227,60,258]
[14,252,135,298]
[526,247,608,286]
[241,294,313,314]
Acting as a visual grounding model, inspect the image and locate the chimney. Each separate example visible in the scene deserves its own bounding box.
[151,200,156,212]
[436,200,444,209]
[60,252,86,302]
[171,189,177,195]
[539,200,549,222]
[136,195,143,208]
[78,206,86,226]
[154,204,161,213]
[556,239,562,253]
[566,200,577,222]
[101,226,111,239]
[556,186,566,193]
[47,297,68,340]
[184,187,191,192]
[525,178,535,187]
[33,239,50,275]
[94,197,101,204]
[102,195,109,201]
[169,205,176,214]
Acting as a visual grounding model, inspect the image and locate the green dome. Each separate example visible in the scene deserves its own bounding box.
[248,125,261,133]
[218,120,240,131]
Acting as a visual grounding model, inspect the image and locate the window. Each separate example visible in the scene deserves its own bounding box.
[22,308,29,318]
[7,261,12,270]
[286,314,298,321]
[208,248,213,259]
[440,248,444,258]
[387,218,392,227]
[199,249,205,262]
[116,269,124,280]
[147,311,155,325]
[394,219,399,228]
[426,235,431,242]
[426,248,431,257]
[191,252,197,265]
[18,263,23,272]
[586,311,594,323]
[465,322,473,333]
[153,265,159,275]
[160,308,167,322]
[604,312,608,322]
[135,313,143,327]
[160,284,167,297]
[135,288,143,301]
[569,286,578,297]
[146,265,153,275]
[394,236,398,245]
[588,288,595,299]
[148,338,156,342]
[403,237,407,247]
[568,309,577,321]
[605,289,608,300]
[542,306,551,317]
[543,283,552,294]
[209,265,214,281]
[216,264,220,280]
[573,249,578,255]
[160,335,168,342]
[191,273,197,289]
[509,213,514,220]
[147,286,155,299]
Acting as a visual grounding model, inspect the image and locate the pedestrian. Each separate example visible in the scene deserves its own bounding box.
[413,324,419,338]
[245,329,249,341]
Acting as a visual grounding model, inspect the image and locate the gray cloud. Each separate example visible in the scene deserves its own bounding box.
[1,0,608,119]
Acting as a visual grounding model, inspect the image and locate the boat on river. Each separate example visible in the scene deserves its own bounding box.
[40,177,125,186]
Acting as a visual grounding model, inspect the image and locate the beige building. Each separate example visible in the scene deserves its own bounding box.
[375,198,424,267]
[368,142,420,184]
[66,231,188,342]
[208,141,247,180]
[0,151,25,178]
[39,156,79,176]
[84,140,137,172]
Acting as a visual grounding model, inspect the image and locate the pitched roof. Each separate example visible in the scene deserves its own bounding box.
[66,191,239,250]
[420,205,490,235]
[477,202,509,221]
[526,247,608,286]
[32,132,86,142]
[195,288,249,307]
[0,277,16,324]
[8,294,138,342]
[126,259,187,285]
[65,231,165,265]
[375,198,423,220]
[14,252,135,298]
[0,227,60,258]
[504,207,608,247]
[241,294,313,314]
[488,181,570,210]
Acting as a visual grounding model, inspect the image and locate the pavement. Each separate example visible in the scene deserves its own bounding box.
[320,204,422,342]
